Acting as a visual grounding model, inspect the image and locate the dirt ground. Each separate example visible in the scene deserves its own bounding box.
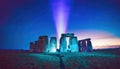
[0,49,120,69]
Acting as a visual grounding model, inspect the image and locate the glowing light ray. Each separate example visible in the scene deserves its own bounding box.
[50,0,72,48]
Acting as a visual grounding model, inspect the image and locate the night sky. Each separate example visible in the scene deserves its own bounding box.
[0,0,120,49]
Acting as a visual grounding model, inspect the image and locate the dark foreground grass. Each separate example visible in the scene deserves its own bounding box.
[0,49,120,69]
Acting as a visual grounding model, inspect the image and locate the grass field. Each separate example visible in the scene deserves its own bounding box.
[0,49,120,69]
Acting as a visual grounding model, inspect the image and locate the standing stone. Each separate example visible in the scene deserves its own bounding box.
[34,41,38,52]
[30,42,35,52]
[81,40,87,52]
[49,37,57,52]
[38,36,48,52]
[78,40,82,52]
[60,33,75,52]
[60,37,67,52]
[86,39,93,52]
[69,37,78,52]
[30,41,38,52]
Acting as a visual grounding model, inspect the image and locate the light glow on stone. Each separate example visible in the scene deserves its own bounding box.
[50,44,56,52]
[66,37,70,49]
